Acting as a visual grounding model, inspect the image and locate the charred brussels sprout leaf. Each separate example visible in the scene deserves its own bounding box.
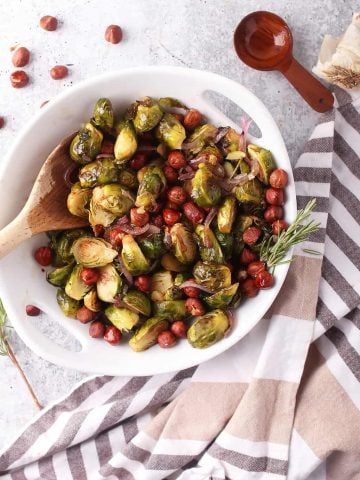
[193,262,231,291]
[70,123,103,165]
[170,223,197,265]
[213,226,234,261]
[191,165,221,207]
[47,263,74,287]
[118,168,138,190]
[129,316,169,352]
[65,265,92,300]
[153,300,187,320]
[217,196,237,234]
[138,233,165,260]
[121,234,150,275]
[196,145,222,165]
[135,165,167,209]
[79,158,119,188]
[204,283,239,309]
[158,97,188,110]
[72,237,117,267]
[132,97,163,133]
[56,289,80,317]
[92,184,135,217]
[105,305,140,332]
[96,264,122,303]
[183,124,217,155]
[150,270,174,302]
[234,178,263,205]
[123,290,152,316]
[67,182,92,219]
[187,309,230,348]
[156,113,186,150]
[92,98,114,130]
[195,224,224,263]
[84,289,102,312]
[114,120,137,164]
[247,144,275,185]
[161,253,188,272]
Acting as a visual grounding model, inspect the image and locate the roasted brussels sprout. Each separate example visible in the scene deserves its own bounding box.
[123,290,152,316]
[150,270,174,302]
[70,123,103,164]
[234,178,263,205]
[195,225,224,263]
[56,289,80,317]
[132,97,163,133]
[67,183,92,219]
[138,233,166,261]
[247,144,275,185]
[92,184,135,216]
[47,263,74,287]
[193,261,231,291]
[96,264,122,302]
[158,97,188,109]
[226,150,246,161]
[79,159,119,188]
[118,168,138,190]
[204,283,239,309]
[229,290,242,309]
[183,124,218,155]
[196,145,222,165]
[187,309,230,348]
[156,113,186,150]
[153,300,187,320]
[92,98,114,130]
[65,265,92,300]
[217,197,237,234]
[174,272,192,286]
[83,289,102,312]
[135,165,167,209]
[114,120,137,164]
[170,223,197,265]
[219,127,242,154]
[161,253,188,272]
[191,165,221,207]
[164,285,184,300]
[105,305,140,332]
[72,237,117,267]
[213,226,234,261]
[89,199,116,227]
[49,229,90,267]
[121,234,150,275]
[129,316,169,352]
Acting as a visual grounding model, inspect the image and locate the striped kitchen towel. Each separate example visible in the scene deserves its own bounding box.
[0,87,359,480]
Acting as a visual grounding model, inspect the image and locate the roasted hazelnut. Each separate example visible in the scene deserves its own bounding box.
[10,70,29,88]
[12,47,30,67]
[50,65,68,80]
[269,169,288,189]
[265,188,284,206]
[40,15,58,31]
[184,109,202,130]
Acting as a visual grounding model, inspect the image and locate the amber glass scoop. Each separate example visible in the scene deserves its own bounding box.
[234,11,334,113]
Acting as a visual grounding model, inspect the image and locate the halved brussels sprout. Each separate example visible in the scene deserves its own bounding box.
[79,159,119,188]
[161,253,188,272]
[135,165,167,209]
[219,127,242,154]
[121,234,150,275]
[72,237,117,267]
[196,145,222,165]
[96,264,122,302]
[193,261,231,291]
[123,290,152,316]
[56,289,80,317]
[114,120,138,164]
[132,97,163,133]
[187,309,230,348]
[213,226,234,261]
[92,98,114,130]
[156,113,186,150]
[153,300,187,320]
[150,270,173,302]
[217,197,237,234]
[234,178,263,205]
[49,229,90,267]
[170,223,197,265]
[158,97,188,109]
[47,263,74,287]
[129,316,169,352]
[84,289,102,312]
[183,124,218,155]
[92,184,135,217]
[118,168,138,190]
[89,198,116,227]
[105,305,140,332]
[138,233,165,261]
[195,224,224,264]
[65,265,92,300]
[247,144,275,185]
[204,283,239,309]
[67,182,92,219]
[70,123,103,164]
[191,165,221,207]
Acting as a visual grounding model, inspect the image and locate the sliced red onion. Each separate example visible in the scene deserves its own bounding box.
[81,154,92,163]
[189,154,208,166]
[178,172,195,181]
[146,224,161,234]
[63,163,78,188]
[137,145,157,152]
[224,309,235,337]
[208,164,225,178]
[114,298,139,314]
[117,256,133,285]
[117,224,150,236]
[214,126,230,144]
[96,153,115,159]
[163,229,172,249]
[116,215,129,226]
[204,207,218,248]
[238,116,253,152]
[179,281,213,294]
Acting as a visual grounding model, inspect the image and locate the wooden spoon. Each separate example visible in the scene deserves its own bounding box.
[0,134,88,260]
[234,11,334,113]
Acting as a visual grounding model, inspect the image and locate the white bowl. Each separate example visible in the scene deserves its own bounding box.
[0,66,296,376]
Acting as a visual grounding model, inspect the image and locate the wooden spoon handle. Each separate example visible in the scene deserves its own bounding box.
[279,58,334,113]
[0,214,32,260]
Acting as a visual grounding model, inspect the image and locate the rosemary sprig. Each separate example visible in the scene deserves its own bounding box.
[0,298,9,356]
[260,198,320,270]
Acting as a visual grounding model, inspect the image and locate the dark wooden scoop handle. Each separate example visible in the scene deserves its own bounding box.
[278,57,334,113]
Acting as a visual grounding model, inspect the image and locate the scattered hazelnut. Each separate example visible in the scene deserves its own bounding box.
[40,15,58,31]
[50,65,68,80]
[105,25,123,44]
[12,47,30,67]
[10,70,29,88]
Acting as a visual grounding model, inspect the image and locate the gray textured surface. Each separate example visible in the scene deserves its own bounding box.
[0,0,355,448]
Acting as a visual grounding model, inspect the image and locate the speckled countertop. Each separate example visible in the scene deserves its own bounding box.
[0,0,355,448]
